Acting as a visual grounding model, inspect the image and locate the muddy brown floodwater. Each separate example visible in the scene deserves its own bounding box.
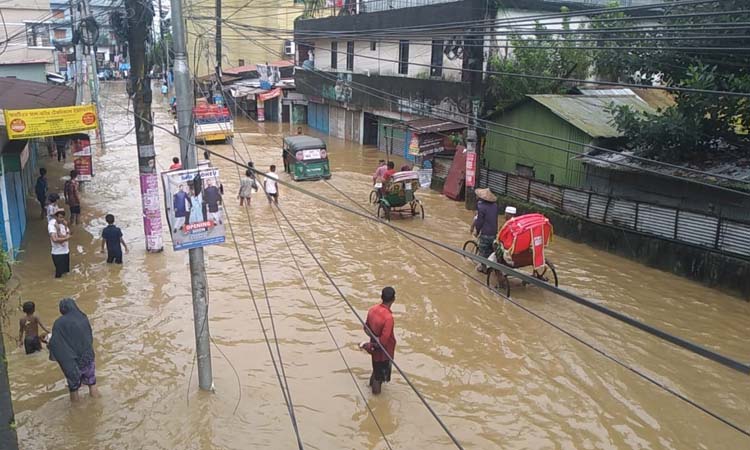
[5,82,750,449]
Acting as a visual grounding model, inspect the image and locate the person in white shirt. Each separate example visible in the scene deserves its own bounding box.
[48,209,71,278]
[45,193,60,222]
[264,164,279,205]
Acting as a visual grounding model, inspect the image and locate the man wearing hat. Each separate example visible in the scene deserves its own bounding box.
[48,208,72,278]
[504,206,517,221]
[473,188,499,273]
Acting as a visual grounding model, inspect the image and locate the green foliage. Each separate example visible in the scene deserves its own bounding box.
[486,9,592,112]
[597,1,750,161]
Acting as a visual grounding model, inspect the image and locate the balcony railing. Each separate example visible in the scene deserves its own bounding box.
[301,0,458,19]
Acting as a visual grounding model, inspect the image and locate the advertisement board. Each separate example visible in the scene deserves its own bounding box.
[3,105,98,140]
[71,134,94,181]
[465,151,477,188]
[161,167,226,251]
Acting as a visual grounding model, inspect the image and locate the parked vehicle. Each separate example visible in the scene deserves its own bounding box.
[376,171,424,221]
[486,213,558,297]
[282,135,331,181]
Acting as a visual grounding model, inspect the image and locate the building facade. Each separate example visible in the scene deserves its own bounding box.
[49,0,126,76]
[0,0,56,73]
[295,0,491,164]
[187,1,304,77]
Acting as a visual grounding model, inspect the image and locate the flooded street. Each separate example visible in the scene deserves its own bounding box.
[5,82,750,449]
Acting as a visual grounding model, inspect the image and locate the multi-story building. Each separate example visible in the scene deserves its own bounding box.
[0,0,56,82]
[294,0,491,165]
[49,0,125,75]
[187,1,305,77]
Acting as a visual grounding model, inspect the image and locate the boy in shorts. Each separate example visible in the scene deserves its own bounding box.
[18,301,49,354]
[101,214,129,264]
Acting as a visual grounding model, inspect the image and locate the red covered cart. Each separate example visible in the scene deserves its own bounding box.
[486,213,558,296]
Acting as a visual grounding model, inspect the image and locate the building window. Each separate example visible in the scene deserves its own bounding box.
[370,41,376,51]
[331,41,338,69]
[26,23,51,47]
[516,163,535,178]
[430,39,443,77]
[238,58,245,66]
[346,41,354,71]
[54,29,67,40]
[398,40,409,75]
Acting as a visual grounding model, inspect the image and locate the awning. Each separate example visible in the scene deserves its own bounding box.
[0,77,75,110]
[404,117,467,134]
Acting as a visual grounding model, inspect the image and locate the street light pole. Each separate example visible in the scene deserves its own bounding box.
[170,0,213,391]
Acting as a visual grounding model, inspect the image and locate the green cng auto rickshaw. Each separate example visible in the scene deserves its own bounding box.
[282,135,331,181]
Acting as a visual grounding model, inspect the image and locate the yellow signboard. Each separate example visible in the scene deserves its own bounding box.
[3,105,98,140]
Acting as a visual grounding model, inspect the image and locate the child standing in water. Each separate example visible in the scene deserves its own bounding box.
[18,301,49,354]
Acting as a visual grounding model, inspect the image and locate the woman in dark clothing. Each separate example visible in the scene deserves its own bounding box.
[48,298,100,401]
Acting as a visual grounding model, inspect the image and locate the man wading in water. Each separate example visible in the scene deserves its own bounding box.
[362,287,397,395]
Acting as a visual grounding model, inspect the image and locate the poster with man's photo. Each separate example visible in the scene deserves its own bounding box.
[161,167,226,251]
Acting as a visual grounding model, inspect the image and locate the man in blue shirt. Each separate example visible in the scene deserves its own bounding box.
[173,184,192,233]
[473,188,499,273]
[101,214,128,264]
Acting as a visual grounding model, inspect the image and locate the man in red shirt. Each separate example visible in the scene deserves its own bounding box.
[382,161,397,181]
[363,286,397,395]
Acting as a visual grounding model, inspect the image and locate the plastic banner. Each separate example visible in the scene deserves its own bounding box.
[465,152,477,188]
[71,135,93,181]
[4,105,97,140]
[161,167,226,251]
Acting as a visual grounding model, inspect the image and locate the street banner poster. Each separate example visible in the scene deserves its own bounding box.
[71,134,94,181]
[408,135,420,156]
[161,167,226,251]
[418,168,433,188]
[3,104,98,140]
[465,151,477,188]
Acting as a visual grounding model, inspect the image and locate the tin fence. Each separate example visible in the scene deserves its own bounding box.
[479,168,750,260]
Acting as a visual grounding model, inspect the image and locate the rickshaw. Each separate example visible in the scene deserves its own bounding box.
[376,171,424,221]
[283,135,331,181]
[486,213,558,297]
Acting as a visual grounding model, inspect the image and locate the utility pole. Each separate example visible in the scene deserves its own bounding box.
[215,0,222,81]
[79,0,105,151]
[0,319,19,450]
[71,0,84,104]
[170,0,213,391]
[126,0,164,253]
[157,0,170,87]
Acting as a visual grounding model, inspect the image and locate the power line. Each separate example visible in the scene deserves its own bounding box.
[96,88,750,441]
[227,22,750,98]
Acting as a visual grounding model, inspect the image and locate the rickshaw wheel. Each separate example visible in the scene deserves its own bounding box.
[369,190,379,204]
[410,200,424,219]
[377,204,391,221]
[487,269,511,297]
[462,240,479,261]
[533,260,559,287]
[546,261,559,287]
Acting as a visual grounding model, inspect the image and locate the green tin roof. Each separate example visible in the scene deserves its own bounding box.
[528,94,657,138]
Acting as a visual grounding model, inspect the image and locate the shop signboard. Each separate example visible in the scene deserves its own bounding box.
[3,105,97,140]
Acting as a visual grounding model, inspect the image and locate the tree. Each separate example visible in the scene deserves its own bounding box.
[596,1,750,162]
[485,9,592,112]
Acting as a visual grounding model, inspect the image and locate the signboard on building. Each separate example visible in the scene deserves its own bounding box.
[161,167,226,251]
[3,105,97,140]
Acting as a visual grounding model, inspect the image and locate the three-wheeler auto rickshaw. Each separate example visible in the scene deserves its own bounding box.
[282,135,331,181]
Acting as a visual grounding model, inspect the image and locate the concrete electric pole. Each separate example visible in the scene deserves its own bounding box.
[170,0,213,391]
[125,0,164,253]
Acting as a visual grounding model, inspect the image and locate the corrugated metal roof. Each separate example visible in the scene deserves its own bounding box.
[403,117,466,134]
[529,94,656,138]
[0,77,75,110]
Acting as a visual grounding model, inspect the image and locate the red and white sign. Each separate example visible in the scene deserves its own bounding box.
[258,87,282,102]
[465,151,477,188]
